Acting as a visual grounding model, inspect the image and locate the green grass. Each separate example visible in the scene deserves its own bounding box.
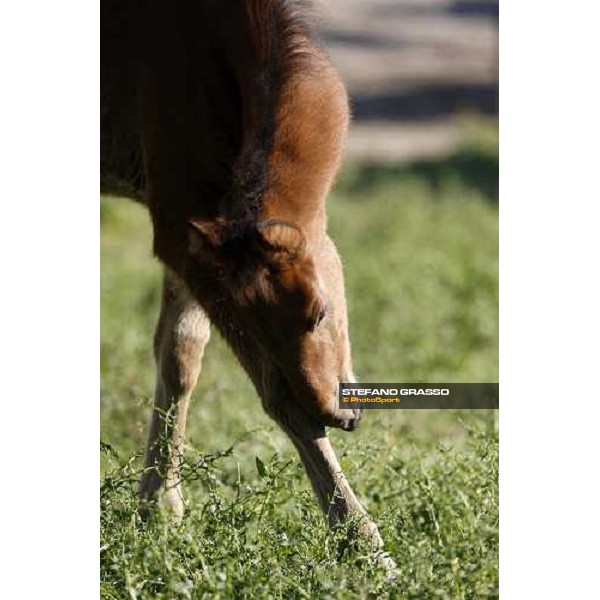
[101,124,498,598]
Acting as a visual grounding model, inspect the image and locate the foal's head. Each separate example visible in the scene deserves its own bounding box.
[187,217,355,428]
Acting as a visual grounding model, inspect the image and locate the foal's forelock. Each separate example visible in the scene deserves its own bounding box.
[188,217,305,261]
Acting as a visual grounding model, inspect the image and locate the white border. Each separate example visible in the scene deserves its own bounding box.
[1,1,99,597]
[501,0,600,597]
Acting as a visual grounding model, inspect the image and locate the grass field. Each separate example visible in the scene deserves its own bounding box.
[101,122,498,599]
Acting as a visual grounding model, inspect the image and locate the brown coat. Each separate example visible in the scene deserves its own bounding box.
[102,0,393,571]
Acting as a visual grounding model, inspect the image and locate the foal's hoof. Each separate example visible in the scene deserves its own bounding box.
[137,498,156,522]
[138,489,185,521]
[163,489,185,520]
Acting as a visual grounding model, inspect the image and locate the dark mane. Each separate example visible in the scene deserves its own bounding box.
[221,0,320,223]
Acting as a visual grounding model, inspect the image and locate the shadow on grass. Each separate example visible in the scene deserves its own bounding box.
[350,84,498,123]
[336,147,498,203]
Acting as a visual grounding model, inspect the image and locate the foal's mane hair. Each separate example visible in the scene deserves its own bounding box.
[224,0,320,221]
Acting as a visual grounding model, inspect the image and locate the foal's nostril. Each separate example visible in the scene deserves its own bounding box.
[338,408,362,432]
[343,413,361,431]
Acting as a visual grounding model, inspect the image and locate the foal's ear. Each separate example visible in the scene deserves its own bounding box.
[188,218,233,261]
[256,221,306,262]
[188,218,227,249]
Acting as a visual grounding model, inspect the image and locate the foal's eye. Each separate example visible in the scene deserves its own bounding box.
[315,305,328,326]
[308,303,328,331]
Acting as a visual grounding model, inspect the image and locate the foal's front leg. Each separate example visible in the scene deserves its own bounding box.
[290,419,395,574]
[258,376,397,576]
[139,270,211,517]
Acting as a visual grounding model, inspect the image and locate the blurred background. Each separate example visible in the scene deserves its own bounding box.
[319,0,498,163]
[101,3,498,594]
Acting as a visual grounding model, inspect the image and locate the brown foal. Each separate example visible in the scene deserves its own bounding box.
[102,0,393,569]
